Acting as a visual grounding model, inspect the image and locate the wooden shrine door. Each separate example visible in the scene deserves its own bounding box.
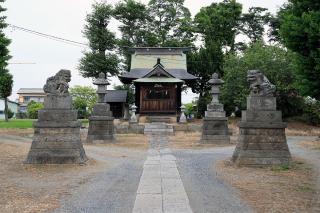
[140,85,176,113]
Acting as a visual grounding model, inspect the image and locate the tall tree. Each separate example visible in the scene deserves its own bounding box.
[240,7,271,43]
[148,0,195,47]
[79,2,119,78]
[0,0,12,122]
[186,43,224,117]
[114,0,154,71]
[277,0,320,99]
[194,0,242,53]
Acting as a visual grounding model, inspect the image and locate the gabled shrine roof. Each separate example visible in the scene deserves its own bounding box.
[120,68,197,82]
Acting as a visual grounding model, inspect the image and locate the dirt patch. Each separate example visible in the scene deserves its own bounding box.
[216,158,318,212]
[286,121,320,136]
[0,142,107,213]
[169,132,234,149]
[299,139,320,150]
[84,134,149,150]
[0,128,33,138]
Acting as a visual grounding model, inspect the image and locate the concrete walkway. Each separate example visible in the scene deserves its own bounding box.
[133,134,193,213]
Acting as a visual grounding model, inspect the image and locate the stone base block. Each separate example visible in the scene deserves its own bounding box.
[86,117,114,143]
[201,135,230,144]
[201,118,230,144]
[232,125,291,166]
[247,96,276,111]
[44,94,72,109]
[25,126,87,164]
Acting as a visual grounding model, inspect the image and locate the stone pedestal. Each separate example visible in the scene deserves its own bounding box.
[25,94,88,164]
[201,73,230,144]
[86,73,114,143]
[87,103,114,143]
[201,117,230,144]
[232,96,291,166]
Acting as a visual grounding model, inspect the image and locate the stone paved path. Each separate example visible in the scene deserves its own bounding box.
[133,134,193,213]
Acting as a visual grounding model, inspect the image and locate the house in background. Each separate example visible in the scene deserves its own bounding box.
[106,90,128,118]
[16,88,128,119]
[119,47,197,120]
[17,88,46,113]
[0,98,19,119]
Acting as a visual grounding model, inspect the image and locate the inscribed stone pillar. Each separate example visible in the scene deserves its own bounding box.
[86,73,114,143]
[201,73,230,144]
[25,69,88,164]
[232,70,291,166]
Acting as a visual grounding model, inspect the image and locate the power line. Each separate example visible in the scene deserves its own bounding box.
[9,24,88,48]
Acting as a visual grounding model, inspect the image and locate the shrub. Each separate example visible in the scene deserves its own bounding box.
[302,97,320,126]
[7,108,14,119]
[27,101,44,119]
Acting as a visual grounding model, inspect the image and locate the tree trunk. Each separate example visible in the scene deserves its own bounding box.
[4,97,8,122]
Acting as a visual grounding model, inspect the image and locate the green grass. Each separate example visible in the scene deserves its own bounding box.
[0,119,89,129]
[0,119,35,129]
[271,163,291,171]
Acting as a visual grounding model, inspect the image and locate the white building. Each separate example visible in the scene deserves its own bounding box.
[0,98,19,119]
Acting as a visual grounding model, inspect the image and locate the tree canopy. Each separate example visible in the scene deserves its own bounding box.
[277,0,320,99]
[79,2,120,78]
[0,0,12,122]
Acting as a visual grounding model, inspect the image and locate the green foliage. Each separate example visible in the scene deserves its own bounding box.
[302,97,320,126]
[114,0,152,71]
[195,93,211,118]
[27,101,44,119]
[7,108,13,119]
[70,86,97,119]
[194,0,242,52]
[0,0,12,122]
[184,102,196,117]
[79,2,120,78]
[113,84,134,104]
[148,0,195,47]
[187,44,224,95]
[277,0,320,99]
[221,42,301,117]
[240,7,271,43]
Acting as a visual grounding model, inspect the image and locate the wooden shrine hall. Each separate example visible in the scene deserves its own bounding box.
[119,47,197,116]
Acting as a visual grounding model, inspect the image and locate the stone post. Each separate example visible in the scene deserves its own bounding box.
[179,105,187,123]
[129,104,138,124]
[25,69,88,164]
[232,70,291,166]
[201,73,230,144]
[86,73,114,143]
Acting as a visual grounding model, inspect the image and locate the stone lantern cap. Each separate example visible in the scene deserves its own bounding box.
[208,73,224,85]
[93,72,110,86]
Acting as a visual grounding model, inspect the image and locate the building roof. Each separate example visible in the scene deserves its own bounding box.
[128,47,193,53]
[17,88,45,94]
[106,90,127,103]
[120,68,197,83]
[133,77,184,83]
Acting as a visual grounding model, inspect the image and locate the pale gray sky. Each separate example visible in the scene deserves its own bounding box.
[5,0,286,103]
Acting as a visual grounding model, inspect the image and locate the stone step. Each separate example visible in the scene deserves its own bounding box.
[146,116,176,123]
[144,122,174,135]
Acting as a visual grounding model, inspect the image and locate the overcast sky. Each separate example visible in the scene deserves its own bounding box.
[5,0,287,103]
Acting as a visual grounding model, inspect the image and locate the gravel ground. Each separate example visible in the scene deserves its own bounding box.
[174,146,252,213]
[1,133,319,213]
[173,136,320,213]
